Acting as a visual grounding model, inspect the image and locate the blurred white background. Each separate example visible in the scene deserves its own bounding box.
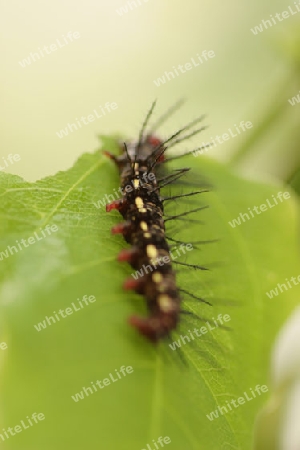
[1,0,299,181]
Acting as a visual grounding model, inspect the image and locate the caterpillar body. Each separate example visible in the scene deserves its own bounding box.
[105,101,209,343]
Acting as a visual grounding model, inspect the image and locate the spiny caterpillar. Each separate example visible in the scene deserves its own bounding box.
[104,100,210,343]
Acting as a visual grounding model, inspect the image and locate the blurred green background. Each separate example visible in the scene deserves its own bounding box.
[1,0,299,183]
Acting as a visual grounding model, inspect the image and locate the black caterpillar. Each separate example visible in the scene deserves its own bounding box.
[104,101,210,343]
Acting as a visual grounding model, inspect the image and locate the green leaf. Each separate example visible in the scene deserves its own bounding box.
[290,168,300,197]
[0,137,299,450]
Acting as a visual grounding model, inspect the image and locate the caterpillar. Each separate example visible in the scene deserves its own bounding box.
[104,101,210,343]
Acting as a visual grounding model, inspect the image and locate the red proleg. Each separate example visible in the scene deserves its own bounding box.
[117,247,139,262]
[111,221,131,235]
[106,200,123,212]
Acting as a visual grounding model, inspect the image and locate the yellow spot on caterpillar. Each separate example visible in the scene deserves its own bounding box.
[144,232,151,238]
[152,272,163,283]
[133,179,139,189]
[158,295,173,312]
[147,245,157,258]
[135,197,143,209]
[140,221,148,231]
[134,163,139,170]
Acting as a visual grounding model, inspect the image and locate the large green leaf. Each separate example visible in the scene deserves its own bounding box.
[0,137,299,450]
